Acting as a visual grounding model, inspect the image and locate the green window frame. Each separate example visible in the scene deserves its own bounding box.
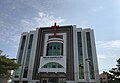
[77,32,84,79]
[46,42,63,56]
[15,35,26,78]
[86,32,95,79]
[42,62,64,68]
[23,34,34,78]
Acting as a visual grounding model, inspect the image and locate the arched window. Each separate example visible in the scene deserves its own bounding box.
[41,62,64,68]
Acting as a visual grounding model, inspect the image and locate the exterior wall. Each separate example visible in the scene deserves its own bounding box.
[38,33,66,73]
[99,73,109,83]
[32,26,75,82]
[74,28,87,83]
[12,31,37,83]
[21,31,36,81]
[28,29,39,82]
[90,30,100,83]
[13,32,29,82]
[74,28,99,83]
[12,25,99,83]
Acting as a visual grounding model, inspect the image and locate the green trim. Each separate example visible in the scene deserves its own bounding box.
[77,32,84,79]
[86,32,95,79]
[23,34,34,78]
[15,35,26,78]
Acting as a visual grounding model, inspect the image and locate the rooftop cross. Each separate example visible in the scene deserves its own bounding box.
[51,22,59,38]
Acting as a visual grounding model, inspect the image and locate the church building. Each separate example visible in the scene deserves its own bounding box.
[12,23,100,83]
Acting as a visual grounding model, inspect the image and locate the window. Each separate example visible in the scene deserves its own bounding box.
[14,81,19,83]
[58,65,62,68]
[100,78,102,82]
[54,45,56,49]
[59,78,66,83]
[42,62,64,68]
[48,35,63,39]
[43,80,47,83]
[23,34,34,78]
[44,65,47,68]
[103,78,106,79]
[15,35,26,78]
[23,81,28,83]
[50,45,52,49]
[52,65,56,68]
[77,32,84,79]
[23,69,28,78]
[46,42,63,56]
[86,32,95,79]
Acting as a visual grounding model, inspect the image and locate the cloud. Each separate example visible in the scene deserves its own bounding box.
[1,12,65,46]
[97,54,106,59]
[91,6,104,12]
[20,19,36,31]
[96,40,120,72]
[20,12,65,30]
[97,40,120,48]
[33,12,65,27]
[0,11,65,55]
[96,40,120,59]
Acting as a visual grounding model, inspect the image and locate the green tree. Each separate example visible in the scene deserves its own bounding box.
[0,50,19,79]
[100,71,115,83]
[109,58,120,82]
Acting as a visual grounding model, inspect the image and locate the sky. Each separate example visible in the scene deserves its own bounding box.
[0,0,120,73]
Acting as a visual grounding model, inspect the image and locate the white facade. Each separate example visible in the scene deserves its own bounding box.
[12,25,99,83]
[73,28,100,83]
[38,33,67,74]
[12,30,38,83]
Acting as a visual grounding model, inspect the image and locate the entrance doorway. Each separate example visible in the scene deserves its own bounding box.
[41,78,66,83]
[49,78,58,83]
[41,78,48,83]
